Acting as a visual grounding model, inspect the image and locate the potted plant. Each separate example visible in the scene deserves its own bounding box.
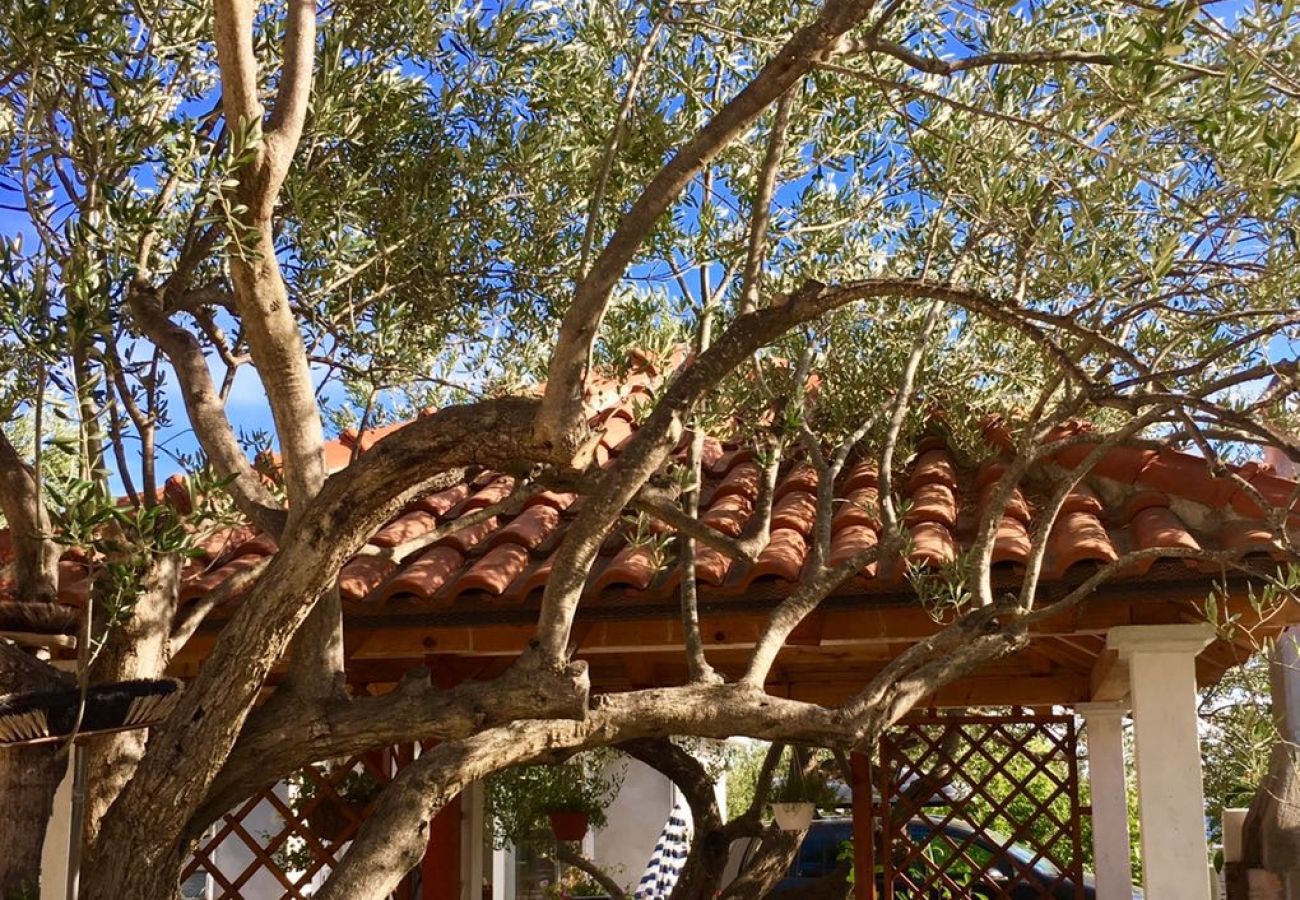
[770,764,838,832]
[486,750,625,848]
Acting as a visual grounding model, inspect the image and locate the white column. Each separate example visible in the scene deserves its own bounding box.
[1109,623,1215,900]
[461,780,486,900]
[1077,702,1134,900]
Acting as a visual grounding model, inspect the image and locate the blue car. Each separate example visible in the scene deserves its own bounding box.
[727,816,1141,899]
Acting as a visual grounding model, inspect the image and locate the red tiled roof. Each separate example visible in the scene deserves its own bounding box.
[4,360,1299,627]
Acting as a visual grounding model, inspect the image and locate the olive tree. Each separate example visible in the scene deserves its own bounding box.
[1,0,1298,897]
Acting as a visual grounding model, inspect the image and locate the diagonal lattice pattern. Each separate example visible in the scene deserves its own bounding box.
[181,745,422,900]
[878,714,1085,900]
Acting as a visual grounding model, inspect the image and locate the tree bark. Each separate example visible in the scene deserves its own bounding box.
[0,643,73,900]
[0,429,70,898]
[82,553,181,846]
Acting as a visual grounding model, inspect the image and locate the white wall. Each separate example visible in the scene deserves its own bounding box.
[588,750,728,895]
[591,758,673,894]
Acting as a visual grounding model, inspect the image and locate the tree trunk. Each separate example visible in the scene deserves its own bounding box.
[0,643,73,899]
[0,744,66,900]
[82,553,180,848]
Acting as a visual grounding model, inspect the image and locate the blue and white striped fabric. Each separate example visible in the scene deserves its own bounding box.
[634,796,692,899]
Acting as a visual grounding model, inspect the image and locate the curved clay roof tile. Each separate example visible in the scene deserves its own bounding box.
[740,528,809,586]
[774,465,819,501]
[338,555,397,603]
[593,545,661,593]
[991,517,1032,566]
[906,521,956,567]
[833,488,880,530]
[1045,511,1117,579]
[436,518,499,554]
[906,450,957,493]
[841,460,879,494]
[904,483,958,528]
[827,523,879,572]
[373,546,464,603]
[411,484,471,517]
[442,544,532,603]
[709,461,763,505]
[462,476,516,512]
[372,510,438,548]
[700,493,754,537]
[977,483,1031,525]
[487,504,562,551]
[771,490,818,535]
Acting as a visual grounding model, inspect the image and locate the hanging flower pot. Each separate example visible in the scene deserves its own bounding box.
[548,810,591,842]
[771,801,815,832]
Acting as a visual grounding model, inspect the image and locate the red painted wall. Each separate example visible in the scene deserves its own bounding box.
[420,793,462,900]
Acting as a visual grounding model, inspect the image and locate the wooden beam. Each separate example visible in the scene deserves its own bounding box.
[1090,649,1129,702]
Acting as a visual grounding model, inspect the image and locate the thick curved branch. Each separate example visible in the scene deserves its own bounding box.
[88,397,552,867]
[127,283,287,536]
[189,662,590,837]
[0,430,60,603]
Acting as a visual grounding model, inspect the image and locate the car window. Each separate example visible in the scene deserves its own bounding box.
[792,823,853,879]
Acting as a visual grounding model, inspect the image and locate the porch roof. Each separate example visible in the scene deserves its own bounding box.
[4,354,1298,706]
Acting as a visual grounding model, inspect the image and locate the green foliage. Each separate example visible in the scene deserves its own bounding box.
[485,751,626,849]
[772,761,841,807]
[1200,652,1277,843]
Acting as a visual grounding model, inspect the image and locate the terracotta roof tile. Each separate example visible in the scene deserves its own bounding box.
[411,484,471,517]
[444,544,532,601]
[742,528,808,585]
[775,465,819,500]
[700,493,753,537]
[462,477,516,512]
[842,460,879,493]
[907,449,957,492]
[486,504,563,551]
[908,521,956,567]
[693,545,734,586]
[771,490,817,534]
[180,555,266,603]
[1046,511,1117,579]
[338,555,396,602]
[710,461,762,504]
[977,483,1031,524]
[833,488,880,530]
[372,546,463,603]
[992,517,1032,566]
[594,545,661,593]
[372,510,438,548]
[7,354,1300,632]
[905,482,957,528]
[828,523,879,571]
[436,518,498,554]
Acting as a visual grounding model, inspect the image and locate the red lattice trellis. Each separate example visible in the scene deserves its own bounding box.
[182,745,422,900]
[877,714,1086,900]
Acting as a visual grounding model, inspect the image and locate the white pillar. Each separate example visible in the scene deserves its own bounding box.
[1109,623,1215,900]
[461,780,486,900]
[1077,702,1134,900]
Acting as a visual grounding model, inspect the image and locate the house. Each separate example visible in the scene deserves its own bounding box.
[8,360,1300,899]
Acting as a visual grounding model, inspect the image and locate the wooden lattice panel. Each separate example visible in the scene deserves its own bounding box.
[877,714,1085,900]
[182,745,420,900]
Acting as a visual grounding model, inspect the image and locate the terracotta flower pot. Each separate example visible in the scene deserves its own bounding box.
[772,801,815,832]
[548,810,590,842]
